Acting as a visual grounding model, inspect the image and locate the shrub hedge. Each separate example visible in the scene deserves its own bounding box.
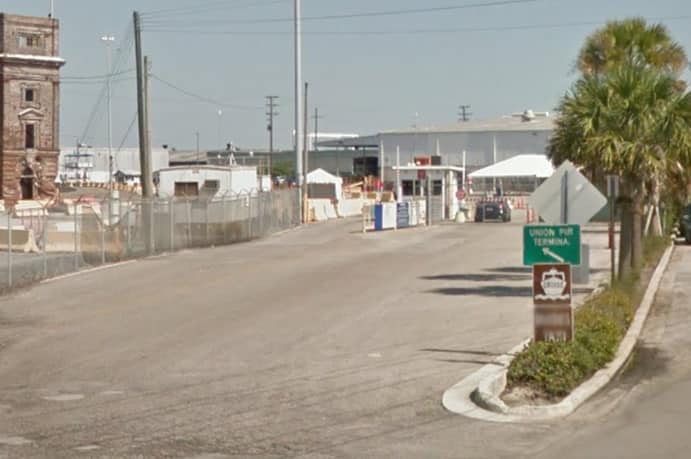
[506,235,668,399]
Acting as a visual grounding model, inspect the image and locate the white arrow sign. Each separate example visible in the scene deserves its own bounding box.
[542,247,565,263]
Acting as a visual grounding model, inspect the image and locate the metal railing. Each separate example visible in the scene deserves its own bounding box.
[0,189,299,291]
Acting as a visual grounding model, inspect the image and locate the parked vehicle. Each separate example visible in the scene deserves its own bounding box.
[474,199,511,222]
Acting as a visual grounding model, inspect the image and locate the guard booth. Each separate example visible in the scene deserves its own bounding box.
[392,165,465,222]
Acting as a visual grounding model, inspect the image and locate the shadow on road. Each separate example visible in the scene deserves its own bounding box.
[420,273,529,282]
[434,358,500,366]
[419,348,502,357]
[617,344,671,389]
[426,286,591,297]
[426,285,533,297]
[484,266,532,274]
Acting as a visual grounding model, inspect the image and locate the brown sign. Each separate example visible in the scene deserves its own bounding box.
[533,263,573,342]
[533,263,572,305]
[534,304,574,342]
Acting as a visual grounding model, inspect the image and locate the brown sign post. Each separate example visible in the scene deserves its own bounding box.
[532,263,573,342]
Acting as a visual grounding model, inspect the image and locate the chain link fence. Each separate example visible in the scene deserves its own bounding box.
[0,189,299,292]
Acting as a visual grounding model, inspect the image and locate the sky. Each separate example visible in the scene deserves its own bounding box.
[2,0,691,151]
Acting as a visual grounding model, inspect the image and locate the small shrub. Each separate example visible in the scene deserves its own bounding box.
[506,235,670,401]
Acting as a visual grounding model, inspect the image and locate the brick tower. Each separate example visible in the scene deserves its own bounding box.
[0,13,65,201]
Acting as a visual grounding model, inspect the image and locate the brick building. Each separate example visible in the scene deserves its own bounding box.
[0,13,64,201]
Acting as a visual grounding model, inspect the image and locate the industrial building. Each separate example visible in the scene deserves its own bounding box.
[320,110,555,191]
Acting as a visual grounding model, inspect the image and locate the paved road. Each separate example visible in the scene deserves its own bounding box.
[531,244,691,459]
[0,215,611,458]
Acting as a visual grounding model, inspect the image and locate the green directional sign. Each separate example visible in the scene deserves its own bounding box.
[523,224,581,266]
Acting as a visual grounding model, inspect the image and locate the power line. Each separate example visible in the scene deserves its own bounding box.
[141,0,289,19]
[79,21,135,145]
[141,0,544,27]
[142,14,691,35]
[150,74,263,110]
[62,77,136,86]
[62,69,135,80]
[113,111,140,171]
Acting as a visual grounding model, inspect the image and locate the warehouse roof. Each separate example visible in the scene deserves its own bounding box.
[383,115,556,135]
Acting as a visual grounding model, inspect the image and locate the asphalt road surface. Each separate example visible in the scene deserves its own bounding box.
[0,215,617,458]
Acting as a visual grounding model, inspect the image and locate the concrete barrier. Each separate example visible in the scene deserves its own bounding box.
[0,227,40,253]
[337,199,364,218]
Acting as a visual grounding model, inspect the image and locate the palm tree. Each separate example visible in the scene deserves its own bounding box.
[549,66,691,277]
[577,18,688,78]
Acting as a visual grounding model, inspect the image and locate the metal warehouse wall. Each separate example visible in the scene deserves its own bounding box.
[380,130,551,171]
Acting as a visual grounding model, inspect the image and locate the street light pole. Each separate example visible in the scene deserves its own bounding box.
[101,35,115,196]
[294,0,303,220]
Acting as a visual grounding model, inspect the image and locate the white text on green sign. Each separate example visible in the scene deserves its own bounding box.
[523,224,581,265]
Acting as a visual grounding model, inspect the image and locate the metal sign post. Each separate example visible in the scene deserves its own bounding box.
[606,175,619,284]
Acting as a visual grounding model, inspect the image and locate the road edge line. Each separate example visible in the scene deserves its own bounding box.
[40,260,139,284]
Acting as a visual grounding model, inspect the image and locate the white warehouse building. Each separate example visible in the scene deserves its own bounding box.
[319,110,555,193]
[380,112,554,171]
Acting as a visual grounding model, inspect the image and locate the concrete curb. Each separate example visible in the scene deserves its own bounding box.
[442,244,675,422]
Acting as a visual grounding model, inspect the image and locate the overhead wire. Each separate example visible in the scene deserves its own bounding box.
[79,21,135,145]
[62,69,135,81]
[141,0,545,27]
[141,0,289,20]
[150,74,263,110]
[142,14,691,36]
[113,111,140,171]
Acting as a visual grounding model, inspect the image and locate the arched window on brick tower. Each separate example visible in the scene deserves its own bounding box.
[20,165,34,200]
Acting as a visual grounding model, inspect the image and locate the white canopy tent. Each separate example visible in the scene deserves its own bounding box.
[468,154,554,179]
[306,168,343,198]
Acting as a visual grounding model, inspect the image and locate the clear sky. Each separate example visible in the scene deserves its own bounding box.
[3,0,691,151]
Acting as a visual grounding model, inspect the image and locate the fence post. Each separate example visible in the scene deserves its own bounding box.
[185,199,192,247]
[42,209,48,278]
[247,194,253,240]
[100,200,106,265]
[73,202,79,270]
[126,200,131,257]
[256,192,261,238]
[205,198,211,246]
[150,198,156,254]
[169,197,175,251]
[222,196,228,245]
[7,211,12,288]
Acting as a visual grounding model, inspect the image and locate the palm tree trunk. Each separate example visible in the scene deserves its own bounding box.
[649,174,663,236]
[618,195,633,279]
[631,193,645,271]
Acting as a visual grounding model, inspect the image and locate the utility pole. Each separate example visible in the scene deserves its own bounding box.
[134,11,154,253]
[312,107,324,153]
[101,35,114,197]
[142,55,153,197]
[458,104,472,122]
[133,11,152,199]
[293,0,303,222]
[265,95,279,177]
[303,81,309,223]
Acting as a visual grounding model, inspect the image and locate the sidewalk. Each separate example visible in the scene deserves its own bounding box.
[533,244,691,459]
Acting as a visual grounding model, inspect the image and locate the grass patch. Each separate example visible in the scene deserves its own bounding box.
[505,235,669,400]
